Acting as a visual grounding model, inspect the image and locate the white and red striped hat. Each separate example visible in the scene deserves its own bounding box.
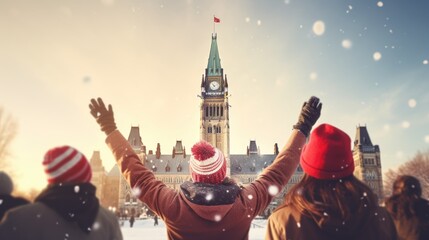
[43,146,92,184]
[189,141,226,184]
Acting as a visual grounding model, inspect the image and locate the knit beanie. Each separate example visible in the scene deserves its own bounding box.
[300,124,354,179]
[189,141,227,184]
[0,171,13,195]
[43,146,92,184]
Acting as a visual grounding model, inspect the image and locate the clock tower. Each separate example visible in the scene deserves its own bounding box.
[199,33,231,174]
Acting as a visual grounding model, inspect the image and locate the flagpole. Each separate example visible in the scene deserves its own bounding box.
[213,15,215,34]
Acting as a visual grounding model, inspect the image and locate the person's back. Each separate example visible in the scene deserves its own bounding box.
[1,202,121,240]
[89,96,322,239]
[385,175,429,240]
[0,146,122,240]
[0,171,29,220]
[266,124,397,240]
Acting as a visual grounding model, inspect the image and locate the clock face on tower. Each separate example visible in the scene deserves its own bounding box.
[209,81,220,91]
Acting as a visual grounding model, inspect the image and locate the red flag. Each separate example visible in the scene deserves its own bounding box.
[214,16,220,23]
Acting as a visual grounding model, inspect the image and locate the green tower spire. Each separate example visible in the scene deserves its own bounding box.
[206,33,222,76]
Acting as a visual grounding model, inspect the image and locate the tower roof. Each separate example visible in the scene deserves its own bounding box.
[354,125,373,146]
[128,126,144,150]
[206,34,222,76]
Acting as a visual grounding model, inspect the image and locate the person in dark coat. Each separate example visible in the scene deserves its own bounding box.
[266,123,398,240]
[129,214,135,228]
[154,215,158,226]
[0,146,123,240]
[89,96,322,240]
[0,171,29,220]
[385,175,429,240]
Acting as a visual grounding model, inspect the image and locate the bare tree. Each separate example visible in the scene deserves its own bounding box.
[0,107,18,171]
[384,150,429,199]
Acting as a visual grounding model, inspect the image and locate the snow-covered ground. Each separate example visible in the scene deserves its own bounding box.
[120,218,267,240]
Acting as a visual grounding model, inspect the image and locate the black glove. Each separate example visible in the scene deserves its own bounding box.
[89,98,117,135]
[293,96,322,137]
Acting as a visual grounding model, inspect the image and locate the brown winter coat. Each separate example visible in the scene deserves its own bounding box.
[266,204,398,240]
[0,202,122,240]
[106,129,306,240]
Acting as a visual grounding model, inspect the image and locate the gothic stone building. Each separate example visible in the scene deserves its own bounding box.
[89,33,383,217]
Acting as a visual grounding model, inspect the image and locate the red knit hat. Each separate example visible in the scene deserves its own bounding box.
[43,146,92,184]
[300,124,354,179]
[189,141,226,184]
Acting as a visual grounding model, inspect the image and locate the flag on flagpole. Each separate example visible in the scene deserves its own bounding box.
[214,16,220,23]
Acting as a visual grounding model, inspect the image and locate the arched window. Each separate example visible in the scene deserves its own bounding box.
[221,106,223,117]
[217,126,221,133]
[208,126,212,133]
[217,106,219,116]
[210,106,213,116]
[205,106,208,117]
[126,194,130,203]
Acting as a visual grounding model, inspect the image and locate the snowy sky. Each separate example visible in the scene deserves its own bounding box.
[1,0,428,191]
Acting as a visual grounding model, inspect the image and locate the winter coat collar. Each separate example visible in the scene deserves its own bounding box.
[180,179,241,222]
[35,182,99,234]
[180,179,241,206]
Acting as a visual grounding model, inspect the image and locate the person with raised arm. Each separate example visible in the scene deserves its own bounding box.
[89,96,321,240]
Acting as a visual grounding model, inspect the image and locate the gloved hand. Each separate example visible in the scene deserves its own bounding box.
[293,96,322,137]
[89,98,117,136]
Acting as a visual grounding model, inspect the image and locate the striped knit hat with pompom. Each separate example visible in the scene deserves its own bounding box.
[43,146,92,184]
[189,141,226,184]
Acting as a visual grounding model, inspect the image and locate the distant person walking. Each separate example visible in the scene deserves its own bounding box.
[89,96,322,240]
[385,175,429,240]
[0,146,123,240]
[154,215,159,226]
[0,171,29,220]
[266,123,397,240]
[129,214,135,228]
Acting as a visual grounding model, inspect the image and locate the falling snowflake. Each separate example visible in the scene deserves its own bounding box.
[92,221,101,230]
[389,29,393,34]
[363,192,368,197]
[402,121,410,129]
[248,194,253,200]
[222,228,226,232]
[323,212,329,216]
[36,214,41,218]
[411,184,415,188]
[247,214,251,218]
[312,20,325,36]
[284,0,291,4]
[214,214,222,222]
[268,185,279,196]
[383,124,390,131]
[342,39,352,49]
[373,52,382,61]
[374,212,378,216]
[348,5,353,10]
[132,187,142,197]
[0,199,2,205]
[423,60,428,65]
[408,99,417,108]
[245,17,250,23]
[309,72,318,80]
[424,135,429,144]
[74,186,80,193]
[297,222,301,228]
[377,1,384,7]
[206,192,214,201]
[257,20,262,26]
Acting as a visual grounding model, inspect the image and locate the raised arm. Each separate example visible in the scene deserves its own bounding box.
[89,98,177,218]
[242,96,322,215]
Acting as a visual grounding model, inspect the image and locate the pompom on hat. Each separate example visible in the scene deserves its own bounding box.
[300,123,355,180]
[43,146,92,184]
[189,141,226,184]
